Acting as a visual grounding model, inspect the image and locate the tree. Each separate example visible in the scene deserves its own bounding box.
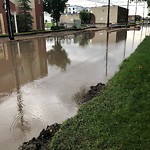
[43,0,68,26]
[79,10,91,24]
[17,0,33,32]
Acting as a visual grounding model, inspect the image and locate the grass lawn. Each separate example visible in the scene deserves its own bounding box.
[49,36,150,150]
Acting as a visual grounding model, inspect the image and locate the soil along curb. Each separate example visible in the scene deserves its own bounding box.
[75,83,105,105]
[19,123,61,150]
[50,36,150,149]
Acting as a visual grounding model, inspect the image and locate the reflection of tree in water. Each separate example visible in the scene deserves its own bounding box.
[47,38,71,71]
[79,33,90,46]
[75,32,95,47]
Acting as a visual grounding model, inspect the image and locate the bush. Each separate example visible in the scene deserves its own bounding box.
[51,26,65,30]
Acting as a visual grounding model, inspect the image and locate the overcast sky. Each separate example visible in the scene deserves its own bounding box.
[67,0,148,17]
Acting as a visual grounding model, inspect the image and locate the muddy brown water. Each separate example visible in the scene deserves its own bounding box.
[0,27,149,150]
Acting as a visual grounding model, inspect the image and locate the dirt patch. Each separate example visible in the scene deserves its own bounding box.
[19,123,61,150]
[74,83,105,105]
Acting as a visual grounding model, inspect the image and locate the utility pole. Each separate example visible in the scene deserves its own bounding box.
[5,0,14,40]
[134,0,138,26]
[107,0,110,27]
[142,2,145,25]
[126,0,130,25]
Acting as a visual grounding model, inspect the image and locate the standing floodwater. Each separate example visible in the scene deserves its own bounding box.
[0,28,149,150]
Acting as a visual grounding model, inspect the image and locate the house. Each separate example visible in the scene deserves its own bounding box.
[0,0,44,34]
[64,5,85,14]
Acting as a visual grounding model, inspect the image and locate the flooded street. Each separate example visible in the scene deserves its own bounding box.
[0,27,149,150]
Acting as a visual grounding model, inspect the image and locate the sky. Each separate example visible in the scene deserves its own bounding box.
[67,0,148,17]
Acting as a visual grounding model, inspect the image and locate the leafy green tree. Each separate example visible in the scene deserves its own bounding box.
[17,0,33,32]
[43,0,68,26]
[79,10,91,24]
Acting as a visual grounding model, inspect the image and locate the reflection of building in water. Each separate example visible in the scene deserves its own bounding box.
[18,38,48,82]
[115,30,127,43]
[0,43,16,93]
[0,38,47,94]
[0,44,6,59]
[91,30,127,44]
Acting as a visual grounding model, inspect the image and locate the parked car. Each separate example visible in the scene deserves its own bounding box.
[110,23,126,28]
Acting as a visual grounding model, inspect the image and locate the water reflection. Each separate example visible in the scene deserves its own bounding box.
[47,37,71,71]
[123,32,127,59]
[9,45,30,138]
[11,89,31,141]
[105,32,109,77]
[0,38,47,95]
[132,30,136,51]
[104,30,127,77]
[140,26,144,42]
[74,32,95,46]
[0,28,149,150]
[91,30,127,44]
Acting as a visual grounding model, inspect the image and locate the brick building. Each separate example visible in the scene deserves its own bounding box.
[0,0,44,34]
[0,0,16,34]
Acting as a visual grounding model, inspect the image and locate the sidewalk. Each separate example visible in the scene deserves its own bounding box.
[0,27,106,43]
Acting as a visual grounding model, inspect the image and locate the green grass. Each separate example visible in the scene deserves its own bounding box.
[49,36,150,150]
[45,22,53,28]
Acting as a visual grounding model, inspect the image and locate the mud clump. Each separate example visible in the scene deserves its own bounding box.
[19,123,61,150]
[75,83,105,105]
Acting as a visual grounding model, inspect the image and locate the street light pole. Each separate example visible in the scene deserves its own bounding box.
[107,0,110,27]
[5,0,14,40]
